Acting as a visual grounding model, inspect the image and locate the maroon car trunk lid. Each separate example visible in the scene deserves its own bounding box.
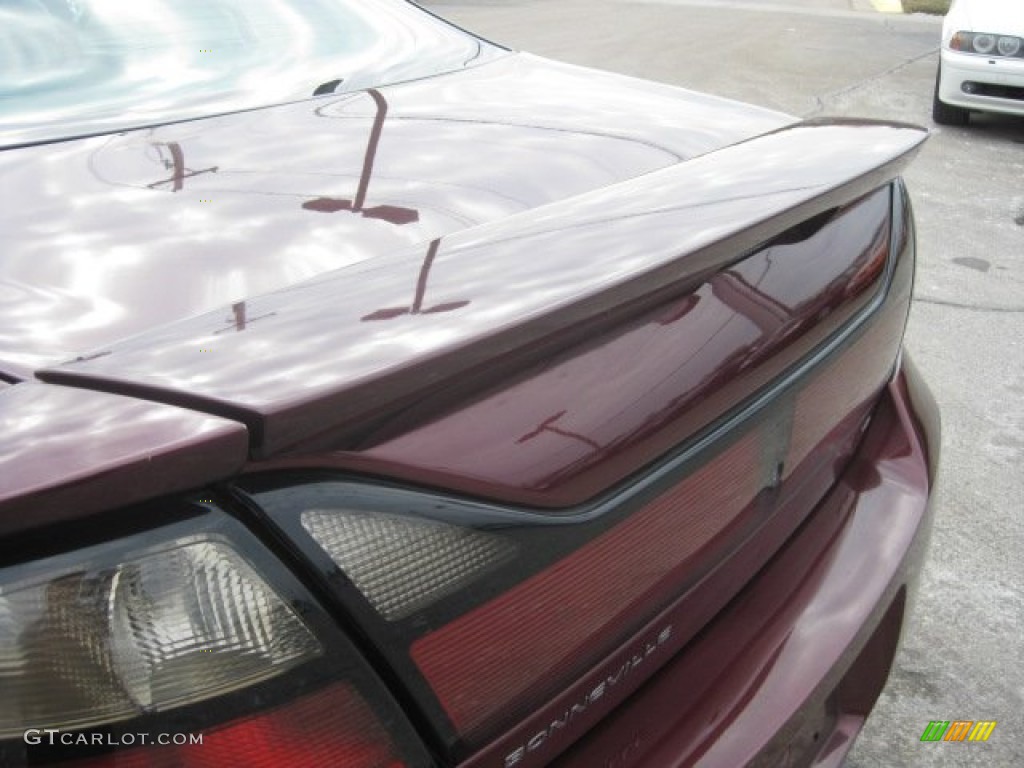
[0,53,790,379]
[37,119,925,507]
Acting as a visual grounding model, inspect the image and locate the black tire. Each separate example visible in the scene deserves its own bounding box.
[932,66,970,126]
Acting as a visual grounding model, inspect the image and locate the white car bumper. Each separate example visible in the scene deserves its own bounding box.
[939,48,1024,117]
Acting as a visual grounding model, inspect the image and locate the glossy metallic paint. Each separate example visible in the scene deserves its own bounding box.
[0,12,938,764]
[547,359,938,768]
[0,53,789,379]
[339,188,893,506]
[0,382,248,536]
[37,121,926,486]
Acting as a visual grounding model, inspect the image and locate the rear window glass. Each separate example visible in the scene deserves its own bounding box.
[0,0,500,148]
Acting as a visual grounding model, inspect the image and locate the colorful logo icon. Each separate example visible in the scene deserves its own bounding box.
[920,721,996,742]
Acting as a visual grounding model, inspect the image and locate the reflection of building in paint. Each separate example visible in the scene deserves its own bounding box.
[711,271,790,335]
[302,89,419,226]
[656,294,700,326]
[488,216,884,473]
[362,239,470,321]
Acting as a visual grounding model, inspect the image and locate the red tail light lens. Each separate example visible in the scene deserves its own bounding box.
[60,683,404,768]
[410,431,762,738]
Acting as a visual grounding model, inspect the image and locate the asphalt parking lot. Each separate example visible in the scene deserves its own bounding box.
[421,1,1024,765]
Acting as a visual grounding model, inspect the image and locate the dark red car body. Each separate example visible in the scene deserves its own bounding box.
[0,3,937,768]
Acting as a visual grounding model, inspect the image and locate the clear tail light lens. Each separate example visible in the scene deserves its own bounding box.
[2,504,435,768]
[1,537,320,737]
[301,509,516,621]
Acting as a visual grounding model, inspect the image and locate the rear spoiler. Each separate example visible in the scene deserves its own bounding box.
[40,118,928,458]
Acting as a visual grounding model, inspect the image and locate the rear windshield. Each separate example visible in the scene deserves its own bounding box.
[0,0,500,148]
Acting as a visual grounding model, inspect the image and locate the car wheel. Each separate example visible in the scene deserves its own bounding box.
[932,66,970,126]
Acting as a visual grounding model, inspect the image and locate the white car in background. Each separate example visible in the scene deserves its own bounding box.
[933,0,1024,125]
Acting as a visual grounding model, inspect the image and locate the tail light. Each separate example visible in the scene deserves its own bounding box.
[53,683,404,768]
[0,501,433,768]
[300,510,517,622]
[239,183,915,762]
[242,421,790,759]
[240,347,894,758]
[1,538,319,734]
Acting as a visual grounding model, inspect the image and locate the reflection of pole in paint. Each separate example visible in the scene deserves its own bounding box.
[516,410,603,452]
[302,197,418,225]
[147,142,218,192]
[302,90,419,226]
[362,239,470,321]
[353,89,386,212]
[213,301,276,334]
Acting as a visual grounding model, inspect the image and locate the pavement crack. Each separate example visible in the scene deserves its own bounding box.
[914,296,1024,313]
[804,46,938,116]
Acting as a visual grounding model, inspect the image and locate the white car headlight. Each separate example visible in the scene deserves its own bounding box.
[997,36,1022,57]
[972,33,996,54]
